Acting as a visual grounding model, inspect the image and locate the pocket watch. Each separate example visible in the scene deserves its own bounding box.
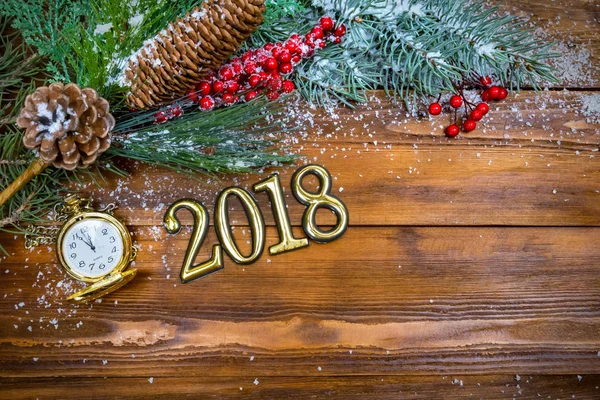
[25,195,137,302]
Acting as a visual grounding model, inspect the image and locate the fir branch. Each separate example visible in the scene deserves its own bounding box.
[0,127,64,254]
[255,0,558,106]
[0,0,87,82]
[0,17,44,125]
[0,192,35,229]
[110,97,297,175]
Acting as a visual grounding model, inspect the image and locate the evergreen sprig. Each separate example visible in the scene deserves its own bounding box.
[0,127,105,254]
[0,17,44,125]
[108,97,296,175]
[251,0,558,106]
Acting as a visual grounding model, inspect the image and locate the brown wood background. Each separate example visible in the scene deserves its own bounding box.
[1,0,600,398]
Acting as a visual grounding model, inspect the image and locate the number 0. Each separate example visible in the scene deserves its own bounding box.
[215,187,265,265]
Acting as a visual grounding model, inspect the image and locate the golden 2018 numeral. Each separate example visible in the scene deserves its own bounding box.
[215,187,265,264]
[164,165,348,283]
[292,164,349,243]
[254,174,309,255]
[163,199,223,282]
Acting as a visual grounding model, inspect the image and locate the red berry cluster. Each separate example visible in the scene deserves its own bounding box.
[428,76,509,138]
[153,16,344,122]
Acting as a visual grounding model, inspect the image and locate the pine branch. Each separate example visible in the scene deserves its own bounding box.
[0,17,44,125]
[253,0,558,106]
[0,192,35,229]
[110,96,297,175]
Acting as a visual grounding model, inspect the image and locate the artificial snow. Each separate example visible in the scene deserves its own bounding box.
[93,22,113,35]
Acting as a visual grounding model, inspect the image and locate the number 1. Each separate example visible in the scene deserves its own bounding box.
[254,174,308,255]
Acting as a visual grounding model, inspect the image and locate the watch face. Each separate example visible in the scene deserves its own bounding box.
[61,218,125,279]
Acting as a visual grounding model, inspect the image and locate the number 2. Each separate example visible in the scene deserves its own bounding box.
[163,199,223,283]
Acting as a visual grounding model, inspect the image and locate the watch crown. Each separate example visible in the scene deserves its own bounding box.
[57,195,91,219]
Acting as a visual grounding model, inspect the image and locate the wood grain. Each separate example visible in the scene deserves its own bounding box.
[0,375,599,399]
[500,0,600,88]
[1,0,600,398]
[77,90,600,227]
[1,227,599,379]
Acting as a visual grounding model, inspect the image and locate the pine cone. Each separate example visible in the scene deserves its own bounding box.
[16,83,115,170]
[125,0,266,109]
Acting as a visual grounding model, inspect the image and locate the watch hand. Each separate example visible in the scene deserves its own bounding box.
[75,233,94,250]
[85,232,96,252]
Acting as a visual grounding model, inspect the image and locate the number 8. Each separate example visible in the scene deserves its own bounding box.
[292,165,349,243]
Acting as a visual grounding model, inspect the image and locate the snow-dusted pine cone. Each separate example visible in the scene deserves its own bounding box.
[16,83,114,170]
[124,0,266,109]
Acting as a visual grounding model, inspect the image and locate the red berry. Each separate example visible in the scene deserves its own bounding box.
[449,95,463,108]
[255,51,269,66]
[481,89,491,102]
[266,90,280,101]
[497,87,508,100]
[248,74,261,87]
[320,16,334,31]
[291,54,301,64]
[154,111,168,123]
[333,37,341,44]
[463,119,477,132]
[285,41,299,54]
[265,57,278,71]
[476,103,489,115]
[197,81,211,96]
[282,80,295,93]
[185,89,198,102]
[470,109,483,121]
[259,71,270,80]
[219,66,234,81]
[305,38,315,48]
[245,91,257,102]
[264,43,274,51]
[318,40,326,49]
[290,34,301,41]
[169,106,183,118]
[479,76,492,86]
[244,62,257,75]
[271,47,282,59]
[489,86,501,100]
[222,93,235,104]
[232,62,243,75]
[311,26,324,40]
[199,96,214,110]
[279,62,293,74]
[277,49,291,63]
[445,124,460,138]
[226,81,239,94]
[428,102,442,115]
[212,80,224,94]
[334,24,346,37]
[268,77,283,91]
[241,51,254,63]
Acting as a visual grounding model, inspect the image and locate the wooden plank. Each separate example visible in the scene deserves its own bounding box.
[63,90,600,227]
[499,0,600,88]
[0,375,599,399]
[1,227,598,377]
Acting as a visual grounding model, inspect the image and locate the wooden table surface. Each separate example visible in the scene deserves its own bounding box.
[1,1,600,398]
